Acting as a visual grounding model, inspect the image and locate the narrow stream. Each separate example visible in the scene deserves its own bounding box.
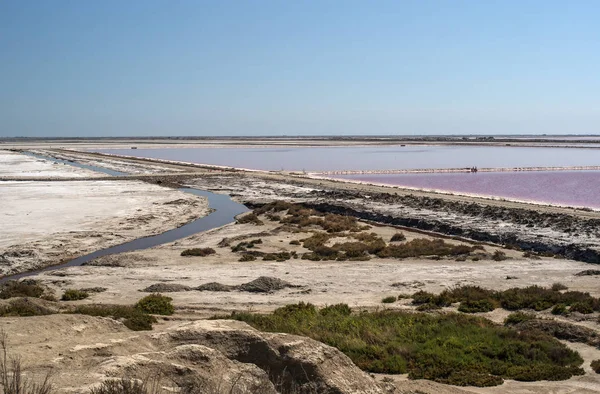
[1,154,249,283]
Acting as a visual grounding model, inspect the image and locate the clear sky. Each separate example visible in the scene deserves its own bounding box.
[1,1,599,137]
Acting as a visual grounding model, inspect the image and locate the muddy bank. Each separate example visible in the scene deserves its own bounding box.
[187,174,600,264]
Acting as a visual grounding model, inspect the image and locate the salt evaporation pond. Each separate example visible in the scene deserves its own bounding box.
[335,171,600,209]
[95,145,600,172]
[94,145,600,209]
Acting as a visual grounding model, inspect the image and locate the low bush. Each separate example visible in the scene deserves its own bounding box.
[0,280,45,299]
[382,296,397,304]
[289,240,301,245]
[227,304,583,387]
[239,254,256,262]
[61,289,89,301]
[552,304,569,316]
[263,251,295,261]
[320,304,352,317]
[390,232,406,242]
[236,213,263,225]
[415,302,441,311]
[378,239,477,259]
[74,305,156,331]
[504,312,536,326]
[569,302,594,314]
[0,298,54,317]
[492,250,507,261]
[135,293,174,315]
[551,283,568,291]
[591,359,600,374]
[458,299,496,313]
[180,247,216,257]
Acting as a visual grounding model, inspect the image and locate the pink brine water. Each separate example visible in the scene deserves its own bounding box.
[335,171,600,209]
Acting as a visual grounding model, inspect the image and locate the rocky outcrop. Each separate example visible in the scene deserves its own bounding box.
[157,320,385,394]
[17,315,386,393]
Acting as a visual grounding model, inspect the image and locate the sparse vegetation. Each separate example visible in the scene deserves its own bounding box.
[236,213,263,225]
[238,254,256,262]
[381,296,396,304]
[591,359,600,374]
[551,282,568,291]
[491,250,507,261]
[411,285,600,314]
[504,312,536,325]
[0,331,53,394]
[552,304,569,316]
[74,305,156,331]
[0,298,54,317]
[0,280,45,299]
[61,289,89,301]
[390,232,406,242]
[227,303,583,386]
[378,239,477,259]
[180,247,216,257]
[135,294,174,315]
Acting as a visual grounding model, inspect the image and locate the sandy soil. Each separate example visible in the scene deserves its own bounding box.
[0,150,99,178]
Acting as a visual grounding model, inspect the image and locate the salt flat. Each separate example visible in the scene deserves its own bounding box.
[0,150,209,276]
[0,149,98,177]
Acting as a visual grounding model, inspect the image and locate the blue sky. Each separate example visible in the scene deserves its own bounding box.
[1,1,599,137]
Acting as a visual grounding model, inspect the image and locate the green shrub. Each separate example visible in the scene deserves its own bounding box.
[504,312,536,326]
[239,254,256,262]
[226,304,583,387]
[591,359,600,374]
[0,280,45,299]
[0,298,54,317]
[180,247,216,257]
[236,213,263,225]
[289,240,301,245]
[551,283,568,291]
[382,296,397,304]
[320,304,352,317]
[61,289,89,301]
[135,293,174,315]
[390,232,406,242]
[415,302,441,311]
[569,302,594,314]
[458,299,496,313]
[551,304,569,316]
[73,305,156,331]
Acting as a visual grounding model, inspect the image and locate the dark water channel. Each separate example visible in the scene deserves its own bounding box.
[1,154,249,283]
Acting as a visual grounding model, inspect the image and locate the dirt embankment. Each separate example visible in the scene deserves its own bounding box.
[187,174,600,264]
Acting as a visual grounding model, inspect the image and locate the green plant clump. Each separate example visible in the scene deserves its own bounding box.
[135,293,174,315]
[504,312,536,325]
[381,296,397,304]
[74,305,156,331]
[591,359,600,374]
[552,304,569,316]
[61,289,89,301]
[227,304,583,387]
[458,299,496,313]
[0,280,45,299]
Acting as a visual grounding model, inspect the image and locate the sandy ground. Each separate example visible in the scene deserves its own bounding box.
[0,149,99,178]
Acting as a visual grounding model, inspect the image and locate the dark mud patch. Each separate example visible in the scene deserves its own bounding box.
[141,283,192,293]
